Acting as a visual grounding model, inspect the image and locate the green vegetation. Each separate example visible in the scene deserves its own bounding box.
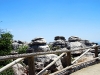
[0,29,13,56]
[0,29,28,75]
[0,29,14,75]
[0,66,14,75]
[17,45,28,54]
[49,44,62,55]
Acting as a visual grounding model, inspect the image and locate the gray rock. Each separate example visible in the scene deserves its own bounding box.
[54,36,66,40]
[28,37,50,52]
[68,36,81,42]
[35,54,63,72]
[12,63,27,75]
[83,40,97,46]
[31,37,46,45]
[68,41,85,54]
[12,42,19,50]
[52,36,68,49]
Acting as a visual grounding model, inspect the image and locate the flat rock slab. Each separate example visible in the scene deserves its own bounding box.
[71,63,100,75]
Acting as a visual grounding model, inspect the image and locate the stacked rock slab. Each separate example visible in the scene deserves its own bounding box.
[52,36,68,50]
[27,37,63,73]
[28,37,50,52]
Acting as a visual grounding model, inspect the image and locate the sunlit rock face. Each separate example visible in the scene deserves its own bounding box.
[28,37,50,52]
[68,36,86,54]
[12,63,27,75]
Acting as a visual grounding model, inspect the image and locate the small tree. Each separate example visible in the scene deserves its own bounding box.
[0,29,13,56]
[0,29,14,75]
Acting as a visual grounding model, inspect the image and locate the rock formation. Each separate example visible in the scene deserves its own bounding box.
[25,37,63,74]
[52,36,69,50]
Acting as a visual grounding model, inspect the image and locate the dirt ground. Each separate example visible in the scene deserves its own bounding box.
[71,63,100,75]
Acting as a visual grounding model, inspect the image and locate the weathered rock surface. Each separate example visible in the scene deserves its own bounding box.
[29,37,50,52]
[52,36,68,49]
[12,63,27,75]
[68,36,86,54]
[35,54,63,72]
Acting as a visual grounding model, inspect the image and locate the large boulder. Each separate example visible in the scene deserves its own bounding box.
[35,54,63,73]
[68,41,85,54]
[67,36,86,54]
[12,63,27,75]
[69,41,85,50]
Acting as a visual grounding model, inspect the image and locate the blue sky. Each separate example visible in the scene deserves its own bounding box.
[0,0,100,43]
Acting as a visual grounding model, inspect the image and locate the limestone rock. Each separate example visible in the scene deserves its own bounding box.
[35,54,63,72]
[12,63,27,75]
[52,36,67,49]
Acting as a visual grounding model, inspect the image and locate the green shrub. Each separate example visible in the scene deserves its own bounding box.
[0,66,14,75]
[0,30,13,56]
[17,45,28,54]
[0,29,14,75]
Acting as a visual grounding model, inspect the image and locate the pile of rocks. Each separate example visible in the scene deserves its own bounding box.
[28,37,50,52]
[26,37,63,74]
[52,36,68,49]
[12,40,28,50]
